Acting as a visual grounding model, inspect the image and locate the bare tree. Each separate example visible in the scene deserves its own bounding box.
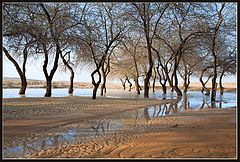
[151,40,174,94]
[39,3,86,97]
[178,42,208,93]
[131,3,169,98]
[153,3,210,97]
[152,64,157,93]
[3,3,36,95]
[218,48,236,95]
[210,3,225,101]
[120,34,144,94]
[74,3,125,99]
[59,51,75,94]
[98,3,126,96]
[39,3,66,97]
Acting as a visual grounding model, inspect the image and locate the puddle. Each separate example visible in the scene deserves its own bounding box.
[3,93,236,158]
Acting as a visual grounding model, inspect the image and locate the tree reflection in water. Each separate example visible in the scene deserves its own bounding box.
[3,93,234,158]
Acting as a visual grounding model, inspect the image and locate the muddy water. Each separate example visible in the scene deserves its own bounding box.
[3,92,236,158]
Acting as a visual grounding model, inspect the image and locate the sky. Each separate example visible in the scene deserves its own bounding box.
[3,54,237,84]
[3,54,92,82]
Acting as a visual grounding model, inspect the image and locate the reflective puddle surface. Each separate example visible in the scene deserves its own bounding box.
[3,92,236,158]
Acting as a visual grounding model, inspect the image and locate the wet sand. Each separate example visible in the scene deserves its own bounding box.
[2,97,237,159]
[3,97,177,140]
[27,108,236,159]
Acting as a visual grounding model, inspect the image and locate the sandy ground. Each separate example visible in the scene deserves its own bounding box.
[25,108,236,159]
[2,97,237,159]
[3,97,177,139]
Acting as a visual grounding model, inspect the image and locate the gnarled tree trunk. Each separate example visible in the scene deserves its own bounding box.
[152,66,157,92]
[134,76,140,95]
[41,4,61,97]
[211,4,224,102]
[3,47,28,95]
[199,69,211,96]
[143,47,153,98]
[19,75,27,95]
[172,56,182,97]
[42,43,60,97]
[100,54,111,96]
[45,78,52,97]
[91,68,101,99]
[219,70,225,95]
[60,51,74,94]
[126,76,132,91]
[100,68,106,96]
[120,78,126,90]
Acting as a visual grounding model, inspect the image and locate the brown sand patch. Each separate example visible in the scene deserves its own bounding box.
[27,108,236,159]
[3,97,177,139]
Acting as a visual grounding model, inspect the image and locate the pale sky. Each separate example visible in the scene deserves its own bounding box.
[3,54,236,84]
[3,54,92,82]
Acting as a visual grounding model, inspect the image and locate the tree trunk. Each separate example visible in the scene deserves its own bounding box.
[60,51,75,94]
[120,78,126,90]
[183,73,191,93]
[100,71,106,96]
[92,85,99,99]
[45,78,52,97]
[138,84,142,91]
[91,67,101,100]
[183,67,188,93]
[211,59,217,101]
[211,101,216,108]
[162,84,167,94]
[143,23,153,98]
[173,57,182,97]
[210,4,224,101]
[42,43,60,97]
[170,72,174,92]
[69,70,74,94]
[219,70,225,95]
[211,55,217,101]
[3,47,28,95]
[41,4,61,97]
[100,82,106,96]
[18,75,27,95]
[183,78,188,93]
[19,75,27,95]
[144,62,153,98]
[152,67,156,92]
[156,63,167,95]
[126,76,132,91]
[134,77,140,95]
[199,69,211,95]
[144,76,150,98]
[100,55,111,96]
[162,94,166,100]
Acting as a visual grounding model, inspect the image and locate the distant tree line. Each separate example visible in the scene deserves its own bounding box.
[3,2,236,101]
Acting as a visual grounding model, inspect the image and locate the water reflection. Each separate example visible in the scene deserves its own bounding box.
[3,92,236,158]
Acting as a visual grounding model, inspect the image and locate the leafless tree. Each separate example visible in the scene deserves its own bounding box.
[3,3,37,95]
[130,3,169,98]
[209,3,225,101]
[59,51,75,94]
[120,34,145,94]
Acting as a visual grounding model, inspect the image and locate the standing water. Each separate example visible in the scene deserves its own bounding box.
[2,88,236,158]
